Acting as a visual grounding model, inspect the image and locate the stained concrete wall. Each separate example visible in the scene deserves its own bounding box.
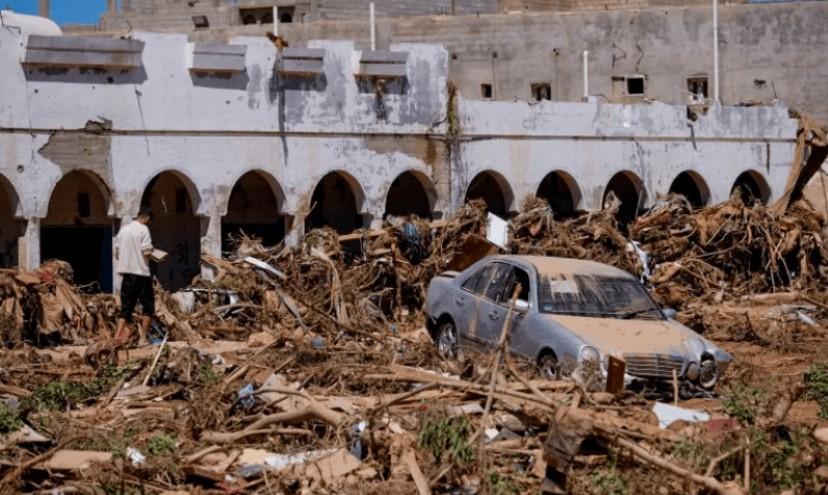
[95,2,828,124]
[0,27,797,291]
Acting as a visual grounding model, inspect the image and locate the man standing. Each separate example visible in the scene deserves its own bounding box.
[114,207,155,347]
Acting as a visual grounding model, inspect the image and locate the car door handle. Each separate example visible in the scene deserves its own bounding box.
[455,297,466,307]
[489,311,500,320]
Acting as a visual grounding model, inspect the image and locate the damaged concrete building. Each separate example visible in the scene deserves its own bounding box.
[0,7,803,293]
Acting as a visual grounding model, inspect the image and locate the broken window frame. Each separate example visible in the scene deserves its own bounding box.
[686,76,709,104]
[480,83,493,100]
[531,82,552,102]
[239,7,274,25]
[624,75,646,97]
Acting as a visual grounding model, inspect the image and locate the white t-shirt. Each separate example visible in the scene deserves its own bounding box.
[116,221,153,277]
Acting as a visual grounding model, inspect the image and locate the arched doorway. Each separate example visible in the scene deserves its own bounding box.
[668,171,711,208]
[141,171,201,291]
[222,171,286,251]
[465,171,512,218]
[0,176,19,269]
[385,171,434,220]
[731,171,771,205]
[536,171,582,218]
[603,171,647,226]
[41,171,113,292]
[306,171,365,234]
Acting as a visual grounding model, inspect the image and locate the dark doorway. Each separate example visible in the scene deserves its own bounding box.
[385,172,433,220]
[536,171,580,218]
[307,172,363,235]
[466,172,509,217]
[669,171,710,208]
[223,171,285,251]
[731,171,770,205]
[141,172,201,291]
[604,172,646,226]
[40,171,113,292]
[0,177,18,268]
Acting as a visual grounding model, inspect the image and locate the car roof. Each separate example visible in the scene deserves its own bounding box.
[490,255,635,279]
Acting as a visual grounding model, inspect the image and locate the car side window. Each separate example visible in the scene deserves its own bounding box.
[462,263,496,296]
[483,263,512,302]
[499,266,531,305]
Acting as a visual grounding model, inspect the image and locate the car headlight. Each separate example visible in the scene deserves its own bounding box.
[685,362,700,381]
[699,357,718,389]
[579,346,601,366]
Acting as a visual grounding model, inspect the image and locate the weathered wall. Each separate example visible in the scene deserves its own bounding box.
[95,2,828,124]
[0,26,798,291]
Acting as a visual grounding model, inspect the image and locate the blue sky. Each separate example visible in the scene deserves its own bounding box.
[3,0,107,26]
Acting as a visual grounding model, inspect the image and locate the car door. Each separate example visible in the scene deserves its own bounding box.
[455,262,499,348]
[475,262,515,346]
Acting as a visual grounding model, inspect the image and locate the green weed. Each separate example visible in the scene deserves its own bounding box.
[146,432,176,457]
[723,382,767,425]
[418,413,474,466]
[590,457,629,495]
[804,361,828,419]
[0,402,22,434]
[487,471,520,495]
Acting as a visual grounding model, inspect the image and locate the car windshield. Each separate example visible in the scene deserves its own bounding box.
[537,273,663,319]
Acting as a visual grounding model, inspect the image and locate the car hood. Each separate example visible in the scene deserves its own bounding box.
[547,314,704,357]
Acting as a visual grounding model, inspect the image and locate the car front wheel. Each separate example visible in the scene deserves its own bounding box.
[538,352,560,380]
[436,320,458,359]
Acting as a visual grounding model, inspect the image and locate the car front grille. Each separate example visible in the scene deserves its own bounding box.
[623,353,685,380]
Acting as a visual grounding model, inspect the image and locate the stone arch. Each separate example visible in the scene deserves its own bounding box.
[41,170,115,292]
[384,170,438,220]
[223,170,287,250]
[536,170,582,218]
[603,170,648,226]
[731,170,771,205]
[0,175,20,268]
[465,170,514,218]
[668,171,711,208]
[306,171,367,235]
[141,170,201,291]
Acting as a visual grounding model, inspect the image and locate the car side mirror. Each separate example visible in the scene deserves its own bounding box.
[514,299,530,313]
[663,307,677,319]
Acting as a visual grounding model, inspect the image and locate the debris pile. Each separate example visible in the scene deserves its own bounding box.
[0,197,825,493]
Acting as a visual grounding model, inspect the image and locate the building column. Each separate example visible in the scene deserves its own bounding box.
[284,215,303,248]
[200,213,222,281]
[17,218,40,272]
[107,0,117,15]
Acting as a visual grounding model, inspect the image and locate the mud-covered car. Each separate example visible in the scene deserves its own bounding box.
[425,255,732,393]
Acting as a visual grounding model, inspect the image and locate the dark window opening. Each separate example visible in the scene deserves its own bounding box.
[192,15,209,29]
[77,192,91,218]
[481,83,493,99]
[279,7,295,23]
[175,188,188,213]
[531,83,552,102]
[626,76,645,96]
[687,77,708,104]
[239,7,274,25]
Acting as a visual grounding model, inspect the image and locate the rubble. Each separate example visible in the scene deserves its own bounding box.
[0,196,826,493]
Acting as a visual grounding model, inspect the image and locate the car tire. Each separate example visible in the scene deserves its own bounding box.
[436,320,458,359]
[538,352,561,380]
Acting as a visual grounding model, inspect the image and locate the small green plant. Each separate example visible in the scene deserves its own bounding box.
[0,402,22,434]
[488,471,520,495]
[804,361,828,419]
[146,432,176,457]
[21,365,132,413]
[723,382,767,425]
[418,413,474,466]
[195,362,221,386]
[590,457,629,495]
[671,439,709,472]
